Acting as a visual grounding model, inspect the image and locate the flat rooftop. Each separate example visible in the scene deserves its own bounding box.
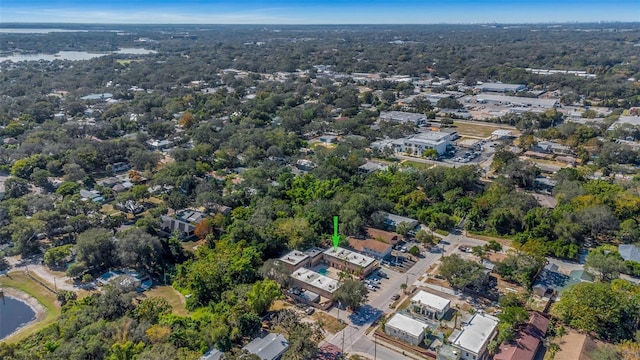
[323,247,376,269]
[280,250,310,266]
[408,131,450,143]
[411,290,451,312]
[452,313,499,354]
[291,268,340,294]
[386,313,429,338]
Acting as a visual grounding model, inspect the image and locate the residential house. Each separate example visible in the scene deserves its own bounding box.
[532,141,573,155]
[619,244,640,263]
[319,135,338,144]
[358,161,388,175]
[374,211,419,232]
[366,227,400,245]
[410,290,451,320]
[348,238,392,260]
[449,313,499,360]
[79,189,105,203]
[384,313,429,346]
[243,333,289,360]
[160,210,207,240]
[494,312,549,360]
[110,162,130,173]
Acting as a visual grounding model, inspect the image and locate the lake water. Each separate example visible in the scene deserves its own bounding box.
[0,48,157,62]
[0,296,36,340]
[0,28,91,34]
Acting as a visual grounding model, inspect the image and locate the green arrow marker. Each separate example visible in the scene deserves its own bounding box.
[332,216,340,251]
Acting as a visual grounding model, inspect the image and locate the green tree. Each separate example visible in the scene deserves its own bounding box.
[438,254,489,291]
[553,280,639,342]
[246,279,282,314]
[134,297,172,323]
[333,279,368,310]
[585,248,625,282]
[72,228,117,274]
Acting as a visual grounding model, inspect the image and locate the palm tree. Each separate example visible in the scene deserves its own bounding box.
[400,283,407,294]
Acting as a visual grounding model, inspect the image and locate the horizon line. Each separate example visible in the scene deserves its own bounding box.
[2,21,639,26]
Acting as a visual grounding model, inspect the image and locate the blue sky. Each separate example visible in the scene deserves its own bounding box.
[1,0,638,24]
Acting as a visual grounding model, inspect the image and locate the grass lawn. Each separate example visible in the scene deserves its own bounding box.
[311,311,346,334]
[453,121,519,138]
[401,160,435,170]
[269,299,294,312]
[100,204,121,216]
[143,285,190,316]
[181,239,204,253]
[146,197,165,205]
[465,231,513,248]
[0,272,61,343]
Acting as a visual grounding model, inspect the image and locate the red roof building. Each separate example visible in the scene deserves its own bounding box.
[494,312,550,360]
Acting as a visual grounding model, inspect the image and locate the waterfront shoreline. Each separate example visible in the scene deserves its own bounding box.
[0,287,48,341]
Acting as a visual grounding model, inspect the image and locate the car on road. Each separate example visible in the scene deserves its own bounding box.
[459,246,472,253]
[400,246,407,253]
[391,294,400,301]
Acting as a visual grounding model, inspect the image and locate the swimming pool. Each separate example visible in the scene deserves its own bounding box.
[317,268,329,276]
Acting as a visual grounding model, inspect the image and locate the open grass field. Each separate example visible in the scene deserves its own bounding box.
[0,272,61,343]
[453,121,520,138]
[142,285,190,316]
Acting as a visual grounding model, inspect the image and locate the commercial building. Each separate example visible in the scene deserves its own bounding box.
[607,115,640,131]
[450,313,499,360]
[322,247,377,278]
[384,313,430,346]
[243,333,289,360]
[379,111,427,126]
[475,94,558,109]
[291,267,340,300]
[279,250,311,272]
[348,238,393,260]
[410,290,451,320]
[475,83,526,93]
[370,131,452,155]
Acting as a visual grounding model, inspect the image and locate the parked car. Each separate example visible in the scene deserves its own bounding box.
[305,307,315,315]
[391,294,400,301]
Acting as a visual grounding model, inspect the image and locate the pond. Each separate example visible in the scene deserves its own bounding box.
[0,296,36,340]
[0,48,157,62]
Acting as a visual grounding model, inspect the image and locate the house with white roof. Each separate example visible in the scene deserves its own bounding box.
[450,313,499,360]
[384,313,430,346]
[410,290,451,320]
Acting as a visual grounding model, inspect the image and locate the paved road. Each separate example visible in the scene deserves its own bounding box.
[5,255,77,291]
[323,230,491,359]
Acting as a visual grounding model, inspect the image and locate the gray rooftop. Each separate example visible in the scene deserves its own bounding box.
[323,247,376,269]
[201,349,223,360]
[291,268,340,294]
[475,83,526,92]
[243,333,289,360]
[279,250,310,266]
[380,111,426,123]
[608,116,640,131]
[475,94,558,108]
[619,244,640,263]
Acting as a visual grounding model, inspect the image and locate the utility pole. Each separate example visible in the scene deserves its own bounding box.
[374,332,377,360]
